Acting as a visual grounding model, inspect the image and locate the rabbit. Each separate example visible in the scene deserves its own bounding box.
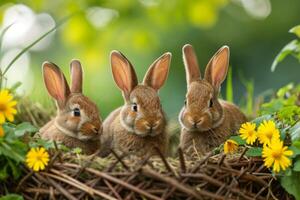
[39,60,102,154]
[101,51,172,158]
[179,44,247,156]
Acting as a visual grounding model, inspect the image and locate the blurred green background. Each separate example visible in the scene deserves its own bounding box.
[0,0,300,120]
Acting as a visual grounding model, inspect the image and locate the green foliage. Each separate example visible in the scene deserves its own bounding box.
[228,80,300,199]
[293,141,300,149]
[290,122,300,141]
[229,135,246,145]
[294,160,300,171]
[72,147,83,154]
[0,122,37,181]
[0,194,23,200]
[289,145,300,159]
[280,171,300,200]
[271,25,300,72]
[290,25,300,38]
[28,138,56,149]
[14,122,38,137]
[260,83,300,125]
[251,114,272,125]
[245,147,262,157]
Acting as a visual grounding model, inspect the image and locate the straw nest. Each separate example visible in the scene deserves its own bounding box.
[7,148,291,200]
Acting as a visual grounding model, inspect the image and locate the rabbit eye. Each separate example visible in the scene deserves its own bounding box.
[209,99,213,108]
[73,108,81,117]
[184,100,187,106]
[132,103,138,112]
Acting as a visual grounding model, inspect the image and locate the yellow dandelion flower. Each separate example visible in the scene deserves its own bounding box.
[224,139,238,154]
[257,120,280,145]
[262,139,293,173]
[0,90,18,123]
[26,147,49,171]
[0,125,4,137]
[239,122,257,145]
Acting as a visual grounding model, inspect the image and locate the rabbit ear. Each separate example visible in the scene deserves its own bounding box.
[204,46,229,89]
[143,52,172,91]
[182,44,201,85]
[110,50,138,98]
[70,59,83,93]
[42,62,70,108]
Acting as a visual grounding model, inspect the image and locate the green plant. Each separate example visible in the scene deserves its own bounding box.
[271,25,300,71]
[226,66,233,103]
[0,122,37,180]
[0,15,71,88]
[0,194,23,200]
[229,83,300,199]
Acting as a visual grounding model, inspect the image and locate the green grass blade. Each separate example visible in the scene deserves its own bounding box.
[0,23,14,54]
[239,71,254,116]
[226,66,233,103]
[2,15,71,76]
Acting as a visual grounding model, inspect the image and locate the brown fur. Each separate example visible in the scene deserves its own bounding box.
[180,100,246,156]
[103,106,167,157]
[41,119,100,155]
[179,44,247,156]
[39,60,102,154]
[101,51,171,158]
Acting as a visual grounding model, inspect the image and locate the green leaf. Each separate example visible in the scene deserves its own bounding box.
[293,141,300,149]
[280,171,300,200]
[29,138,57,149]
[0,194,24,200]
[280,126,290,141]
[277,83,294,97]
[290,122,300,142]
[251,115,272,125]
[289,25,300,38]
[7,159,22,179]
[0,164,8,180]
[284,168,293,176]
[0,141,27,162]
[290,145,300,159]
[271,40,300,72]
[229,135,246,145]
[72,147,83,154]
[15,122,38,137]
[294,159,300,172]
[246,147,262,157]
[9,82,22,92]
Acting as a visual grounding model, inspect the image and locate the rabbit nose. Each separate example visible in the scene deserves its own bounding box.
[193,118,203,128]
[145,121,159,130]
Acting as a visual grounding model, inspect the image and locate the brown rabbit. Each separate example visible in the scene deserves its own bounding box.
[179,44,247,156]
[39,60,102,154]
[101,51,171,157]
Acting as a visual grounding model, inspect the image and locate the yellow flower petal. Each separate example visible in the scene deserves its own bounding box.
[25,147,49,172]
[0,89,17,124]
[0,113,5,124]
[239,122,257,145]
[224,139,238,154]
[5,113,14,122]
[257,120,280,145]
[262,138,293,173]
